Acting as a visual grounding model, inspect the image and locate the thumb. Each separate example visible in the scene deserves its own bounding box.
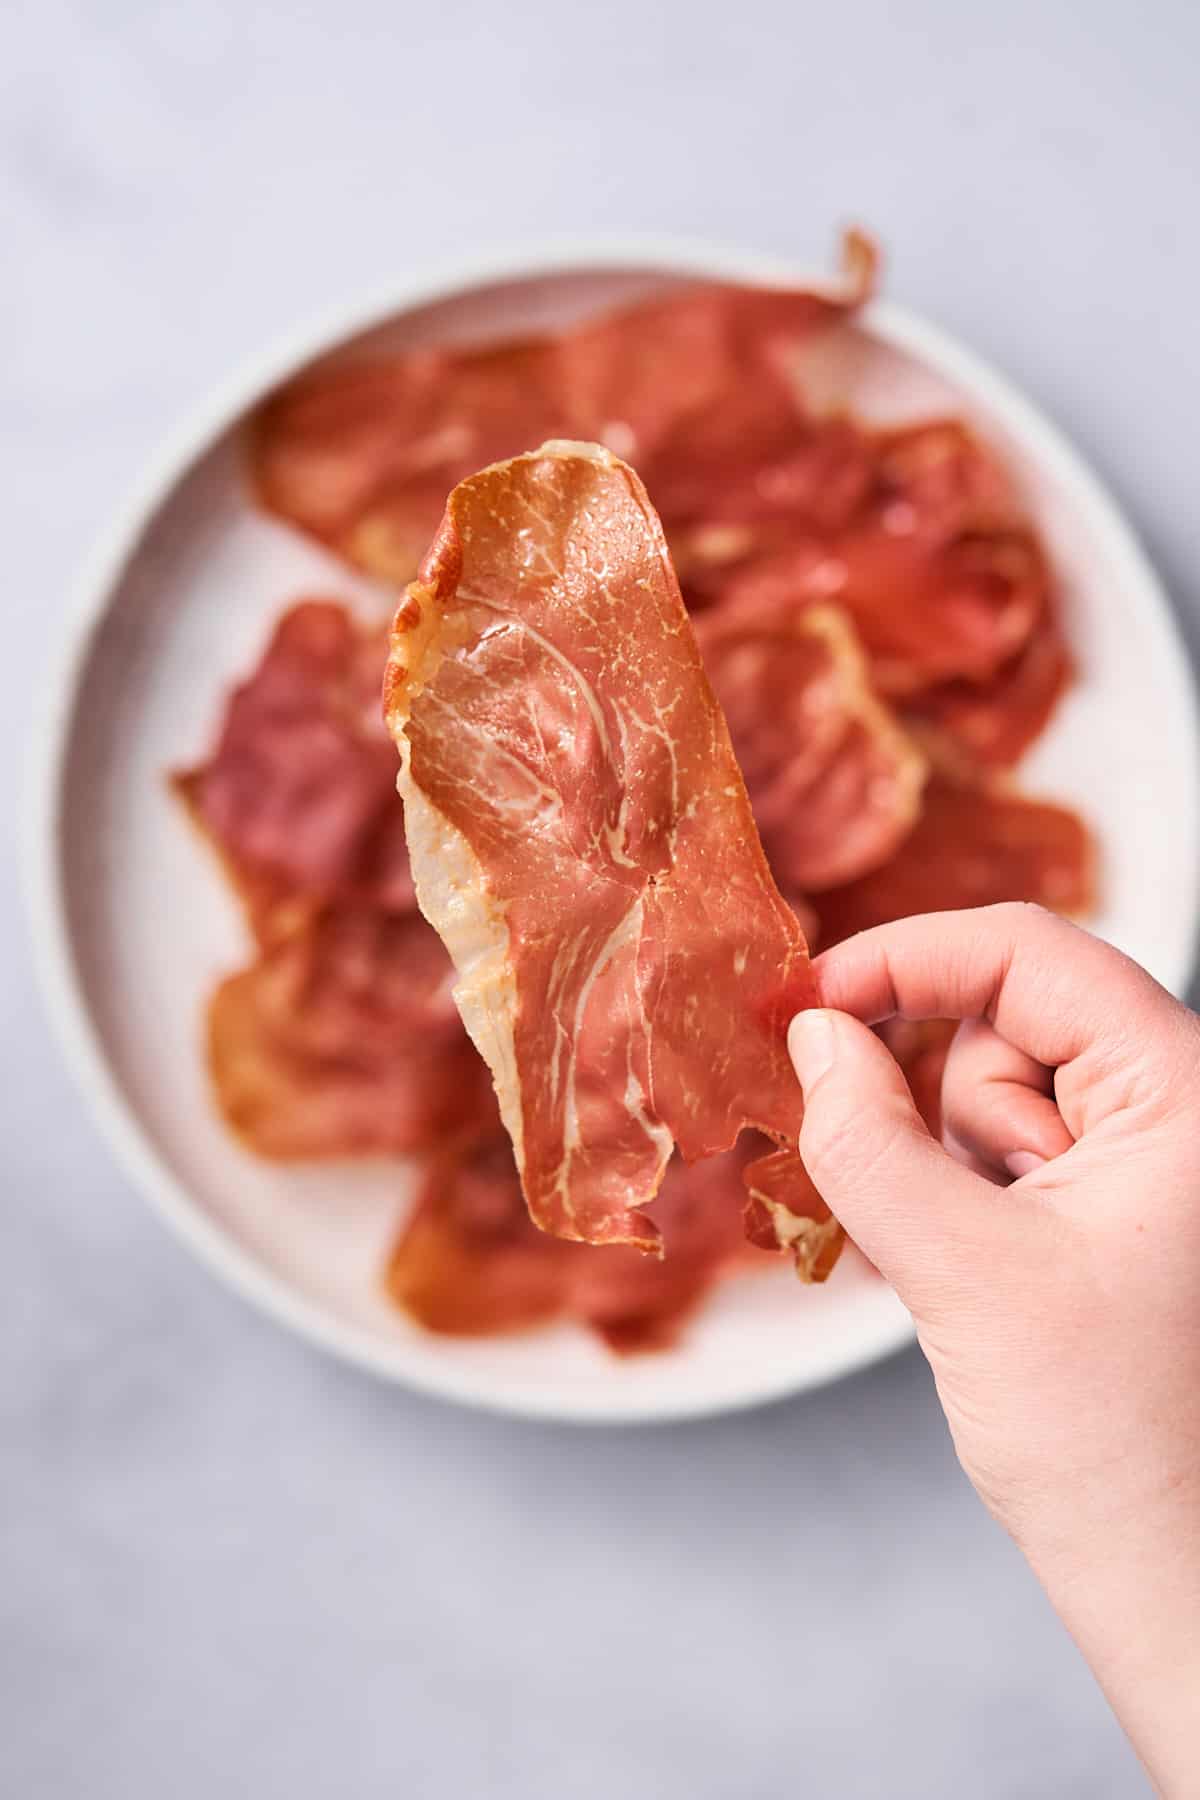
[788,1008,999,1307]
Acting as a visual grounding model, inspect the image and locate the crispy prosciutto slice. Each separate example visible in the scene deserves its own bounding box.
[384,441,838,1277]
[387,1135,760,1352]
[250,233,876,589]
[697,603,927,891]
[207,907,493,1158]
[667,417,878,600]
[553,229,877,487]
[173,600,412,941]
[905,611,1073,768]
[813,773,1096,947]
[715,514,1047,698]
[696,419,1049,697]
[251,341,567,585]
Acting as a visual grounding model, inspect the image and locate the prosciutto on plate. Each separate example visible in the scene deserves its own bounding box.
[907,610,1073,767]
[250,232,877,589]
[207,906,493,1158]
[812,772,1096,947]
[252,341,569,585]
[711,424,1049,698]
[173,233,1104,1351]
[387,1135,760,1351]
[550,229,877,494]
[697,602,927,891]
[383,440,840,1277]
[173,600,412,941]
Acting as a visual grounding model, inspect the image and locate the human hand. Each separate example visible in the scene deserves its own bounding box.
[788,904,1200,1794]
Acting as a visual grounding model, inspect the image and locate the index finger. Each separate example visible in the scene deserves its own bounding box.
[813,903,1167,1070]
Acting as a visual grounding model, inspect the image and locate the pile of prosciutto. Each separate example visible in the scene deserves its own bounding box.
[175,237,1094,1352]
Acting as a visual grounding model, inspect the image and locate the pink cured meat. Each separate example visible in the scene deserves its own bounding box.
[696,603,927,891]
[173,600,413,938]
[812,773,1097,947]
[702,419,1049,695]
[906,612,1073,767]
[383,442,839,1278]
[252,341,567,584]
[387,1135,762,1352]
[716,517,1046,698]
[206,906,495,1159]
[553,229,877,487]
[250,232,877,589]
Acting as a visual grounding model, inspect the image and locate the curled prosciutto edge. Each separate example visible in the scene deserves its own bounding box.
[383,439,840,1281]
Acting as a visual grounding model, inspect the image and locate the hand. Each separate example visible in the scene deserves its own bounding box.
[788,903,1200,1795]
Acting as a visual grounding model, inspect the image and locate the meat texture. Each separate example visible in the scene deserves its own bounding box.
[813,773,1096,947]
[908,612,1073,768]
[250,232,876,589]
[173,600,412,941]
[388,1135,761,1352]
[710,420,1050,701]
[207,906,493,1158]
[697,602,927,891]
[383,441,839,1277]
[175,241,1103,1350]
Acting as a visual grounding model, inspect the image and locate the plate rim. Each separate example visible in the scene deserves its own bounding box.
[26,234,1200,1423]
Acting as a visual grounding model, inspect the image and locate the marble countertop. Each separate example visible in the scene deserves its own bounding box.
[6,1,1196,1792]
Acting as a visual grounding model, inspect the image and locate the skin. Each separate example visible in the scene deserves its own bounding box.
[787,904,1200,1795]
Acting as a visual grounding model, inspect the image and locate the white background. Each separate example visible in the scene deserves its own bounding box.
[5,2,1197,1792]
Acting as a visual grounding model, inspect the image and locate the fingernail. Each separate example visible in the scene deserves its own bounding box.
[1005,1150,1047,1179]
[789,1010,836,1089]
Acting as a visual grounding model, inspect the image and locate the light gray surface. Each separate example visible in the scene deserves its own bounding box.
[4,1,1195,1792]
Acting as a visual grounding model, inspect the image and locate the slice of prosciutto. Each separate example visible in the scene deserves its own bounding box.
[383,441,837,1277]
[207,906,494,1159]
[173,600,412,941]
[696,602,927,891]
[695,418,1049,696]
[813,772,1096,947]
[387,1135,760,1352]
[905,611,1073,768]
[250,233,875,589]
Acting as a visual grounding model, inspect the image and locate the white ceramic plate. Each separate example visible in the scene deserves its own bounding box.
[30,242,1200,1424]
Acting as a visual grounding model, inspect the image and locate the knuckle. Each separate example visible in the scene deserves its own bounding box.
[987,898,1053,934]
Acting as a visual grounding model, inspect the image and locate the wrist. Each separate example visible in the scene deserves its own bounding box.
[1019,1487,1200,1794]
